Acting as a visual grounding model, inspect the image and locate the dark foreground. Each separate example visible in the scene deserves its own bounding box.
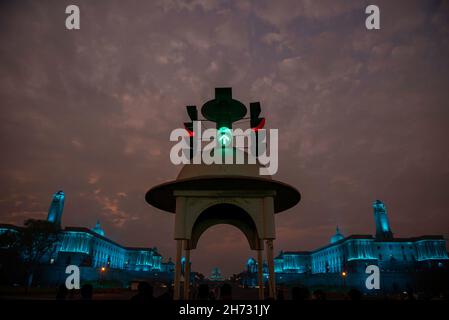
[2,284,448,320]
[1,299,447,320]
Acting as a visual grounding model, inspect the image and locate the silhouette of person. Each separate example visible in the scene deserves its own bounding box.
[197,284,210,300]
[80,284,93,300]
[276,288,285,300]
[56,284,68,300]
[405,290,416,300]
[208,290,216,300]
[131,281,154,302]
[220,283,232,300]
[347,288,362,301]
[291,286,310,300]
[157,284,174,300]
[312,289,326,301]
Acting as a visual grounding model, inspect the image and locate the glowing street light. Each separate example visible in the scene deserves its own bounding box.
[341,271,347,289]
[99,266,107,288]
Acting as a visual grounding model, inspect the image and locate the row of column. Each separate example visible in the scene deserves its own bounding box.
[173,239,276,300]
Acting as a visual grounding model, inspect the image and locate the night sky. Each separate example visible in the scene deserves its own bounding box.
[1,0,448,277]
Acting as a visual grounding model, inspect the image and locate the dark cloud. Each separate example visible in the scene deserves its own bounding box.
[0,0,448,276]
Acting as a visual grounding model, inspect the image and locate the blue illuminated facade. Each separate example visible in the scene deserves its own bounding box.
[0,191,174,286]
[242,200,449,292]
[373,199,393,239]
[54,226,168,273]
[209,267,224,281]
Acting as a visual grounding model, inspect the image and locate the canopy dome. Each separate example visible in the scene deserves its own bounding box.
[177,148,270,180]
[146,148,300,214]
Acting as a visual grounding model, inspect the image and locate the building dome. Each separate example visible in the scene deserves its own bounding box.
[209,267,224,281]
[92,220,105,237]
[330,226,344,244]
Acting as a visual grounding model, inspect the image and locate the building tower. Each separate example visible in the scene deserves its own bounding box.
[46,190,65,227]
[92,220,105,237]
[373,200,393,240]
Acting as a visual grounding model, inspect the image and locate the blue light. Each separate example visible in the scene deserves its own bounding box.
[47,190,65,226]
[380,216,389,232]
[218,127,232,147]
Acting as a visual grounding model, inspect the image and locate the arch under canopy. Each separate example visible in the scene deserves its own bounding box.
[188,203,262,250]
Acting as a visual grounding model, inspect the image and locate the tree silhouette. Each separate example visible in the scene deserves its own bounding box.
[1,219,61,288]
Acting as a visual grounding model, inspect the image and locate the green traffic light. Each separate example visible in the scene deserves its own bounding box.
[218,127,232,147]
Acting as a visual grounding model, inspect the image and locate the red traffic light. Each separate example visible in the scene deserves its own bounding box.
[184,122,195,137]
[251,118,265,132]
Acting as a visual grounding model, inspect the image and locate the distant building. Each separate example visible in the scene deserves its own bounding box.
[242,200,449,293]
[0,191,174,286]
[209,267,224,281]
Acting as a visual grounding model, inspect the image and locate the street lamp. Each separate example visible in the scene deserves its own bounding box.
[100,266,106,287]
[341,271,347,289]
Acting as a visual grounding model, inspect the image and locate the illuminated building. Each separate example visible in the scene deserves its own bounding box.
[242,200,449,292]
[0,191,174,285]
[209,267,224,281]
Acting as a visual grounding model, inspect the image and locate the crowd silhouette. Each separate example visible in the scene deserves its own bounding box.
[54,281,442,301]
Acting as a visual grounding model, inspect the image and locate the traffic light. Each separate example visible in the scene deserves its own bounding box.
[218,126,232,148]
[201,87,247,130]
[184,122,194,137]
[214,88,233,130]
[184,105,198,158]
[250,102,265,159]
[249,102,265,131]
[184,105,198,137]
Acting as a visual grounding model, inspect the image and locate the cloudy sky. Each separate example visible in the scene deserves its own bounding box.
[1,0,448,276]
